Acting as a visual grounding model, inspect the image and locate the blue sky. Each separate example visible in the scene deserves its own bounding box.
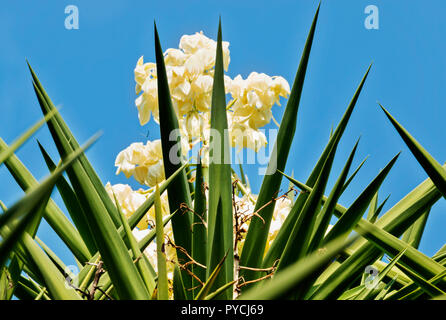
[1,0,445,266]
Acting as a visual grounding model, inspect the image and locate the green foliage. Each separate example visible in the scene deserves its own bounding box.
[1,5,445,301]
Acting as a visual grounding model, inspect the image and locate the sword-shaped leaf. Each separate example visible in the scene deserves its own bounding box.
[154,184,169,300]
[240,4,320,281]
[0,134,97,269]
[0,138,91,263]
[206,19,234,299]
[396,262,445,299]
[381,104,446,199]
[355,221,446,289]
[153,24,193,297]
[260,63,371,274]
[114,191,155,295]
[31,78,151,299]
[355,249,406,300]
[0,109,57,165]
[28,63,122,229]
[196,252,228,300]
[369,195,390,224]
[240,235,356,300]
[401,208,431,249]
[323,153,399,244]
[276,139,337,272]
[192,157,207,298]
[308,139,360,253]
[37,141,97,254]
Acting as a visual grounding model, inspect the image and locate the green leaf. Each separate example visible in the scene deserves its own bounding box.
[155,184,169,300]
[0,194,49,268]
[31,77,151,299]
[396,262,445,298]
[0,268,11,299]
[0,138,91,263]
[288,140,360,299]
[392,269,446,300]
[355,249,406,300]
[238,158,247,187]
[37,141,97,254]
[323,153,400,244]
[0,108,57,165]
[196,252,228,300]
[276,138,337,273]
[374,275,398,300]
[114,191,154,296]
[173,263,187,300]
[307,138,360,253]
[204,279,239,300]
[366,190,379,222]
[260,63,372,275]
[355,221,446,289]
[28,63,122,230]
[380,104,446,199]
[153,24,193,297]
[14,276,50,300]
[191,157,207,298]
[127,162,189,230]
[35,237,68,277]
[337,284,366,300]
[3,136,99,301]
[240,4,320,281]
[21,233,82,300]
[341,156,368,194]
[239,235,356,300]
[206,19,234,299]
[75,208,175,293]
[308,164,444,300]
[0,134,98,268]
[369,195,390,224]
[401,208,430,249]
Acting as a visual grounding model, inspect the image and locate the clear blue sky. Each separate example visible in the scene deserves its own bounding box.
[1,0,445,266]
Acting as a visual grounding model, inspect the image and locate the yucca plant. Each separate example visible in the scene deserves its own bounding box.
[1,5,446,301]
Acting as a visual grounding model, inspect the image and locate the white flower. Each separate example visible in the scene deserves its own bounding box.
[266,197,292,252]
[134,56,156,94]
[271,76,291,103]
[134,57,159,125]
[115,140,165,187]
[164,48,188,66]
[228,72,290,129]
[179,31,230,70]
[229,120,267,152]
[135,31,231,127]
[105,183,150,230]
[190,74,213,112]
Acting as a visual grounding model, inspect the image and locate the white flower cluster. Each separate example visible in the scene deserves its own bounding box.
[108,32,293,292]
[117,31,290,189]
[133,31,290,155]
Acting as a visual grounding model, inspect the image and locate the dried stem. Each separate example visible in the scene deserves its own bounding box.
[166,235,206,269]
[89,261,105,300]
